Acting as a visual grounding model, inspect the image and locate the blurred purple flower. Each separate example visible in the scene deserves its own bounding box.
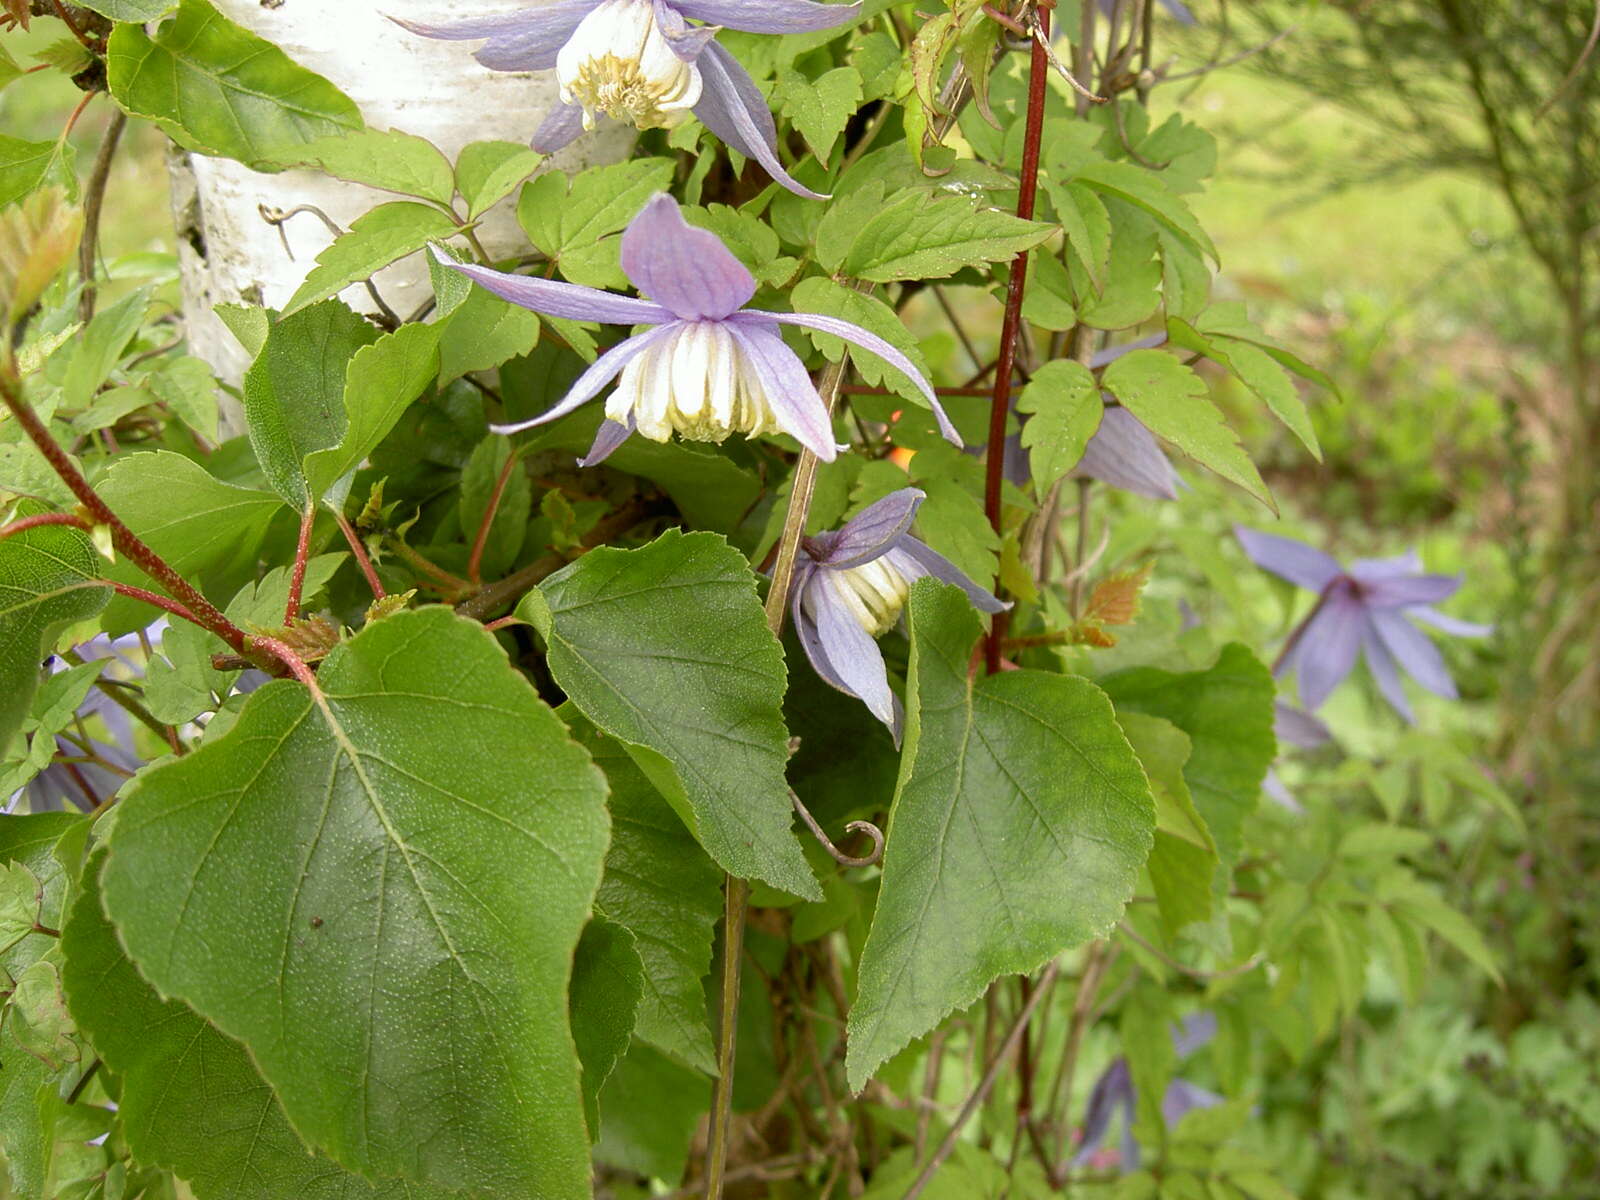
[433,193,954,464]
[1075,1012,1221,1172]
[1236,527,1492,721]
[791,488,1006,742]
[1099,0,1196,23]
[395,0,860,197]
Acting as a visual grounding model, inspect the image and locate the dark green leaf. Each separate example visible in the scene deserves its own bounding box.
[242,300,380,508]
[847,582,1156,1089]
[62,851,457,1200]
[1101,643,1276,877]
[594,1042,709,1184]
[523,530,819,900]
[575,718,722,1073]
[100,609,609,1196]
[437,286,541,387]
[0,520,110,746]
[570,918,645,1137]
[106,0,362,169]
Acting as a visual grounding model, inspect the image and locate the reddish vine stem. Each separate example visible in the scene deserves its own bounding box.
[982,0,1053,674]
[285,506,316,623]
[0,512,89,540]
[468,448,521,585]
[1,372,254,657]
[335,512,385,600]
[109,583,203,629]
[51,0,98,51]
[249,635,320,690]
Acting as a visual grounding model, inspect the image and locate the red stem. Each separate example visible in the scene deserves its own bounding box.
[0,512,89,540]
[0,374,252,655]
[482,615,523,634]
[468,449,520,586]
[249,635,320,690]
[110,583,203,629]
[285,506,315,623]
[335,512,386,600]
[60,90,95,140]
[983,3,1052,674]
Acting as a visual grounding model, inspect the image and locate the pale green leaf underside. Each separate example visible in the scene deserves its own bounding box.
[100,608,609,1198]
[847,582,1156,1091]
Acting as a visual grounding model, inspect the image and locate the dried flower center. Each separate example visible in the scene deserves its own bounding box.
[607,321,781,446]
[829,558,912,637]
[557,0,703,132]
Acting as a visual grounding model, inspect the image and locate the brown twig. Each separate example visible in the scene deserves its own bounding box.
[902,960,1062,1199]
[982,3,1053,673]
[1,370,254,655]
[0,511,89,540]
[790,791,885,868]
[78,109,126,325]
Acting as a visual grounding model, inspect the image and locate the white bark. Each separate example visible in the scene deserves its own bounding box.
[170,0,629,399]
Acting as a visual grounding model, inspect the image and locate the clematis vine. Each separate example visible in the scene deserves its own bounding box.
[790,487,1006,742]
[395,0,861,198]
[1236,527,1492,721]
[431,193,956,463]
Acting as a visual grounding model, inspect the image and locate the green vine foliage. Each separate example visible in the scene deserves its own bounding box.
[0,2,1516,1198]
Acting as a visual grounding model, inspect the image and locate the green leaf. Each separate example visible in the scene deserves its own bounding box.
[437,285,541,387]
[0,136,76,208]
[1042,179,1110,288]
[144,355,220,442]
[0,861,41,955]
[1101,349,1272,508]
[594,1042,710,1183]
[847,582,1156,1090]
[1166,316,1321,459]
[106,0,363,170]
[843,186,1056,282]
[62,850,456,1200]
[524,530,819,900]
[242,300,380,508]
[267,127,456,206]
[1119,712,1217,935]
[570,918,645,1137]
[0,1018,59,1198]
[456,141,543,220]
[1072,198,1163,331]
[777,65,864,163]
[1017,359,1102,489]
[1101,643,1276,877]
[575,718,722,1073]
[100,608,609,1196]
[790,276,936,409]
[457,437,530,579]
[1054,153,1218,265]
[516,159,676,289]
[0,520,110,747]
[1021,248,1077,331]
[61,287,148,409]
[284,203,458,315]
[302,321,441,507]
[75,0,177,17]
[95,451,281,634]
[0,812,87,992]
[8,960,78,1071]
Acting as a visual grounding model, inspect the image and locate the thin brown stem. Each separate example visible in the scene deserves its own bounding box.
[78,109,126,325]
[335,512,385,601]
[1046,943,1113,1171]
[1,370,253,656]
[285,505,316,623]
[982,3,1052,673]
[468,448,521,585]
[903,961,1062,1199]
[0,512,88,540]
[51,1,97,51]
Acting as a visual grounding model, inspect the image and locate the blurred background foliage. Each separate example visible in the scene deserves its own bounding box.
[3,0,1596,1195]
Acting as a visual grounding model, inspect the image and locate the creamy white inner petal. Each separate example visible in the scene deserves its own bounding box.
[608,321,783,445]
[828,557,913,637]
[556,0,703,132]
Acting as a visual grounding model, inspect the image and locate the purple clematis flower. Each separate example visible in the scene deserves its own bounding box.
[1075,1012,1221,1172]
[432,193,955,464]
[1236,527,1492,721]
[395,0,860,198]
[790,487,1006,742]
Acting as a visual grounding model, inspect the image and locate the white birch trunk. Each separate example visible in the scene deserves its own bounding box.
[170,0,628,402]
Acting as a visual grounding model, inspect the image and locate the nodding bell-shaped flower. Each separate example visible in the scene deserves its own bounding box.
[394,0,862,198]
[1235,526,1492,721]
[430,194,957,465]
[791,488,1008,743]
